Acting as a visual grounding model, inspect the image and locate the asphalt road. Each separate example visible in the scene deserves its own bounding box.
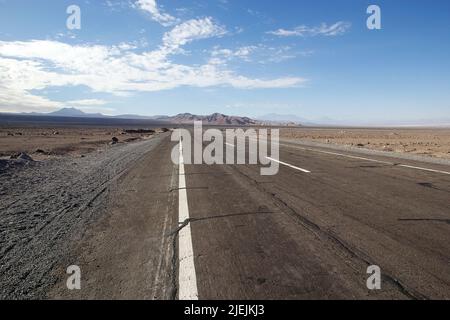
[14,132,449,300]
[180,137,450,299]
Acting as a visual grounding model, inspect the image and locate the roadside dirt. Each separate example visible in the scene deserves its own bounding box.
[0,133,167,299]
[0,127,166,160]
[280,128,450,160]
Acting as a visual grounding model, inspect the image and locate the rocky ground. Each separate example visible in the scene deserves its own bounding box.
[0,133,167,299]
[0,127,166,160]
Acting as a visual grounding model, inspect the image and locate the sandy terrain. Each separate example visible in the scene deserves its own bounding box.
[0,127,168,160]
[281,128,450,160]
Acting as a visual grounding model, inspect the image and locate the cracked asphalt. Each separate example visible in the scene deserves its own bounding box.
[1,132,449,299]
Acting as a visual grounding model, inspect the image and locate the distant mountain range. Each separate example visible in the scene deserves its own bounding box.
[169,113,260,125]
[9,108,268,126]
[45,108,161,120]
[257,113,313,125]
[3,108,448,127]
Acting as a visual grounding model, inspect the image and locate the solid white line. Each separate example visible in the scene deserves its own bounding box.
[398,164,450,175]
[266,157,311,173]
[178,141,198,300]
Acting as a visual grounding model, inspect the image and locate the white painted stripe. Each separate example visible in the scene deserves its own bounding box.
[266,157,311,173]
[226,143,311,173]
[280,142,450,175]
[177,141,199,300]
[398,164,450,175]
[279,143,393,165]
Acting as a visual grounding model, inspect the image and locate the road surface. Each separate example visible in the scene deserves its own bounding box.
[2,132,449,299]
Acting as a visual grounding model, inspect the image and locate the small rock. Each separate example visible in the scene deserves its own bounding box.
[53,131,59,135]
[110,137,119,145]
[35,149,46,154]
[10,152,34,161]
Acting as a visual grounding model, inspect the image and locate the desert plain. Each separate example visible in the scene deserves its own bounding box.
[280,127,450,160]
[1,125,449,161]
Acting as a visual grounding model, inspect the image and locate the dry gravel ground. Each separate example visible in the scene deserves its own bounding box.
[281,128,450,160]
[0,127,163,160]
[0,133,168,299]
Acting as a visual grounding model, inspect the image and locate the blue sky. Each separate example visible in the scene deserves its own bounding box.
[0,0,449,123]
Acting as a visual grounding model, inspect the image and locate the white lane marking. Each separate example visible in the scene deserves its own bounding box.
[279,143,393,165]
[178,141,199,300]
[266,157,311,173]
[225,143,311,173]
[280,142,450,175]
[398,164,450,175]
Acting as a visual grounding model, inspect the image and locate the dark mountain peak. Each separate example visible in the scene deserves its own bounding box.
[49,107,87,117]
[167,112,260,125]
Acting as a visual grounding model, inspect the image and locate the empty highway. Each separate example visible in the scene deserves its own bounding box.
[46,132,450,300]
[2,132,449,299]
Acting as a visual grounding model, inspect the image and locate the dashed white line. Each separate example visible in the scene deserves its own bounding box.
[266,157,311,173]
[279,143,393,165]
[225,143,311,173]
[177,141,198,300]
[280,142,450,175]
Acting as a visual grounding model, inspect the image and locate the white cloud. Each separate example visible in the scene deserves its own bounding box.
[162,17,226,52]
[210,45,257,64]
[66,99,108,106]
[134,0,178,26]
[268,22,351,37]
[0,85,64,113]
[0,17,305,112]
[104,0,133,12]
[210,45,310,64]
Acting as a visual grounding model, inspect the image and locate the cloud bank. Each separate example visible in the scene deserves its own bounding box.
[0,16,304,112]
